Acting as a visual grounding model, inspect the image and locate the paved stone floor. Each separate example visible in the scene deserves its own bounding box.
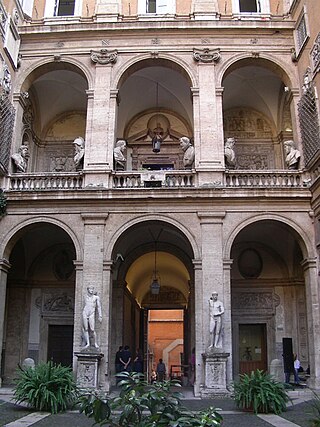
[0,387,317,427]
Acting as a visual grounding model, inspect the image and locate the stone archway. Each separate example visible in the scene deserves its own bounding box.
[1,222,77,384]
[230,219,308,380]
[109,219,195,386]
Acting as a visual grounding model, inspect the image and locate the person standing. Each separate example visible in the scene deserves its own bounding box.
[120,345,132,372]
[115,346,123,374]
[133,348,143,373]
[156,358,166,382]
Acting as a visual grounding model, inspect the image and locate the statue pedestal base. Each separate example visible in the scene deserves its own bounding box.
[200,350,230,398]
[75,350,104,389]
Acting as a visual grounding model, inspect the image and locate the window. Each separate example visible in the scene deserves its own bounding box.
[138,0,175,15]
[55,0,76,16]
[44,0,81,17]
[295,13,308,53]
[239,0,259,13]
[232,0,269,15]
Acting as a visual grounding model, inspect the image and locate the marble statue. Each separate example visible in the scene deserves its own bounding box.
[82,286,102,349]
[209,291,224,349]
[114,139,127,170]
[73,137,85,170]
[11,144,29,173]
[224,137,236,169]
[283,140,301,170]
[179,137,195,169]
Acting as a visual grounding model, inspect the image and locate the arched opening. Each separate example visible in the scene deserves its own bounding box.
[2,222,76,384]
[116,58,194,171]
[230,219,307,382]
[110,220,195,385]
[222,59,295,170]
[16,62,88,174]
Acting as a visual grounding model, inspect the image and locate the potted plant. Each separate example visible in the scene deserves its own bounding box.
[232,369,291,415]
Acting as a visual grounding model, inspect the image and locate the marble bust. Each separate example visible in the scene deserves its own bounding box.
[179,137,195,169]
[224,137,236,169]
[283,140,300,170]
[11,144,29,173]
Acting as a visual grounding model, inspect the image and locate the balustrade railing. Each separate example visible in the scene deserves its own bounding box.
[225,170,304,188]
[6,170,307,191]
[9,172,84,191]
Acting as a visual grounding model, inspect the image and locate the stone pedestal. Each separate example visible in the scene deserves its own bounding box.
[200,350,230,398]
[75,350,104,389]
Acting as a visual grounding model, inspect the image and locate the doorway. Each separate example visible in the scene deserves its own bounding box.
[147,309,186,382]
[239,324,267,374]
[47,325,74,367]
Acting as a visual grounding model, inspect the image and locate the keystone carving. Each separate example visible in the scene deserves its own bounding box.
[90,49,118,65]
[193,48,220,64]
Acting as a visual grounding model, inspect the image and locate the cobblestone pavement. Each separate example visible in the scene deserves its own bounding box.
[0,388,316,427]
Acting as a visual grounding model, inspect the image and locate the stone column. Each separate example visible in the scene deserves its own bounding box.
[301,257,320,387]
[12,92,28,150]
[111,278,125,384]
[99,259,113,391]
[0,258,10,386]
[193,259,202,397]
[84,50,118,186]
[193,49,224,186]
[289,89,304,164]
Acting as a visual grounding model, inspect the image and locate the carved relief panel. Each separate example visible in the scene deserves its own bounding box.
[224,108,276,170]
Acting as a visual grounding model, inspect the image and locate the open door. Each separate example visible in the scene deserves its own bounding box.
[239,324,267,374]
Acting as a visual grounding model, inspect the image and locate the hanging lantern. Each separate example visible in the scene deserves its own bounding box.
[152,134,162,153]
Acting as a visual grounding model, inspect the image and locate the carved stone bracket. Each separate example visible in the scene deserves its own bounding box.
[311,33,320,74]
[193,48,220,64]
[90,49,118,65]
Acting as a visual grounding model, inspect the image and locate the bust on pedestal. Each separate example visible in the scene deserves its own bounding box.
[200,292,230,398]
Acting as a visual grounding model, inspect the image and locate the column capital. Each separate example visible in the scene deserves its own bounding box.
[86,89,94,99]
[103,260,113,271]
[191,87,199,97]
[0,258,11,273]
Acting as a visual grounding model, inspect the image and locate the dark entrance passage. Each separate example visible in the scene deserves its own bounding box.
[239,323,267,374]
[47,325,74,367]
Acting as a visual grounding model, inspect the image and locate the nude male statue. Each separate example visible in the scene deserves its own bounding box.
[82,286,102,349]
[209,291,225,349]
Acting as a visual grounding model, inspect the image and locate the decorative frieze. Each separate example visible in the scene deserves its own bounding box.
[90,49,117,65]
[232,290,277,314]
[193,48,220,64]
[41,290,74,315]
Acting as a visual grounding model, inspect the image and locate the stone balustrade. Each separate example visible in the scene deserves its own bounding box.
[6,170,309,191]
[225,170,306,188]
[9,172,84,191]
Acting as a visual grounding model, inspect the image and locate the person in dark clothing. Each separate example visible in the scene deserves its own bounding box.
[156,358,166,381]
[133,348,143,373]
[115,346,123,374]
[120,345,132,372]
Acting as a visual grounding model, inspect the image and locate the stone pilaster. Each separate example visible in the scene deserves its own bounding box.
[73,260,83,370]
[301,257,320,387]
[193,258,202,397]
[99,259,113,391]
[192,50,224,185]
[223,258,233,385]
[0,258,10,386]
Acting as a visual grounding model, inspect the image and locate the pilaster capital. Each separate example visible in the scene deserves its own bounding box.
[191,87,199,97]
[301,257,317,271]
[223,258,233,270]
[197,212,226,224]
[81,213,109,225]
[192,259,202,270]
[103,260,113,271]
[86,89,94,99]
[0,258,11,273]
[12,91,29,108]
[216,87,224,96]
[73,260,84,271]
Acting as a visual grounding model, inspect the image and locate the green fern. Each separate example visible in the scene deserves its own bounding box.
[233,369,291,415]
[13,361,78,413]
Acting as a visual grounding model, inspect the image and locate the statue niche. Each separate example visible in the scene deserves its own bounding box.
[124,111,192,171]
